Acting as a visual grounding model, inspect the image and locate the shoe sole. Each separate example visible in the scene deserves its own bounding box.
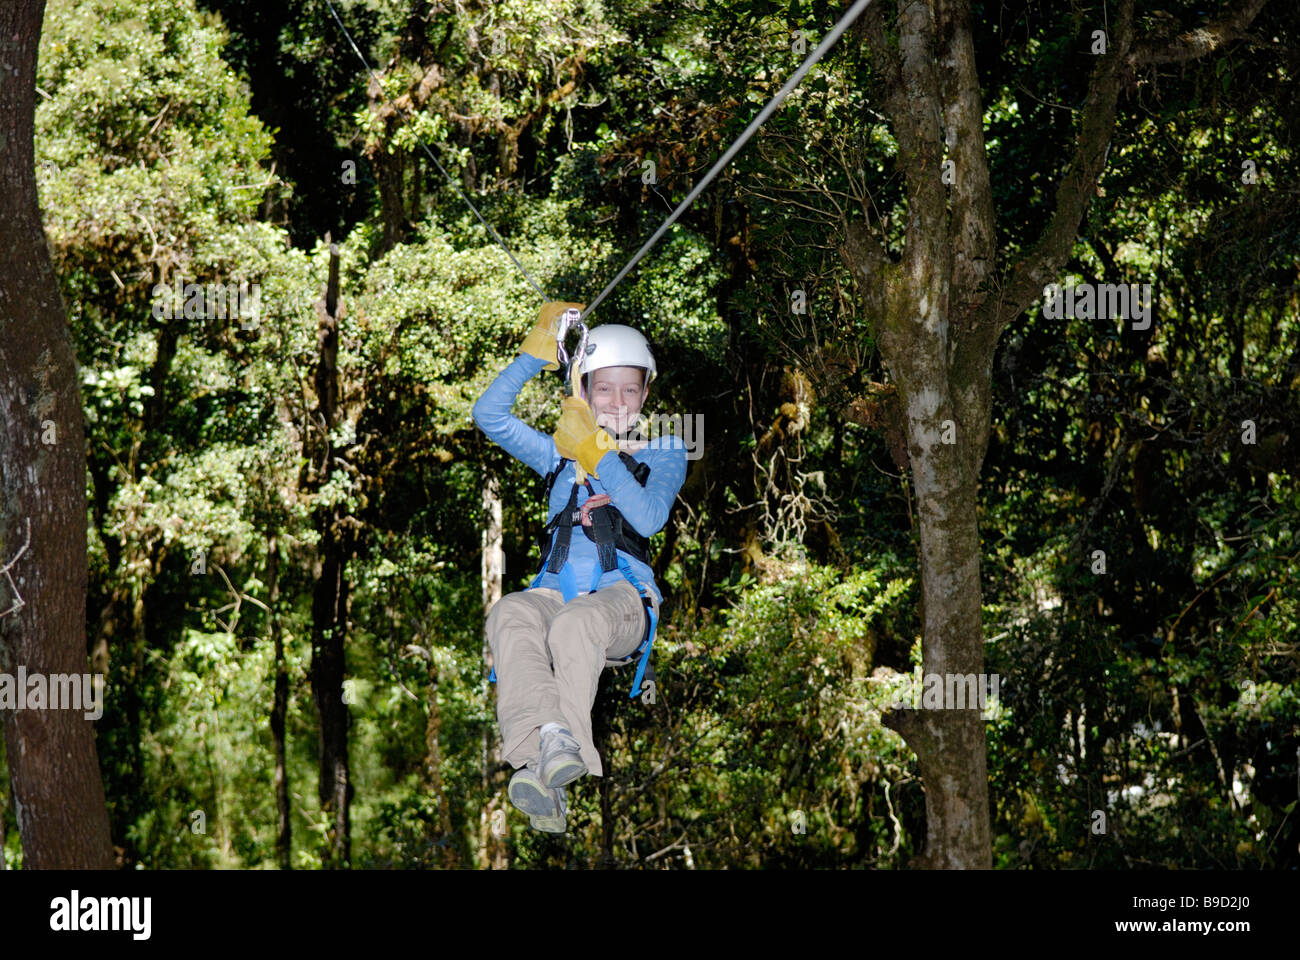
[529,813,567,834]
[541,755,588,789]
[509,775,557,818]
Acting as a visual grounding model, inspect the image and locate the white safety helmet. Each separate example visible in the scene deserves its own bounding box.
[575,324,657,387]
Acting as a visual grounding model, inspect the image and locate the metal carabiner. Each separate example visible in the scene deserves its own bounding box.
[556,308,588,399]
[554,307,580,366]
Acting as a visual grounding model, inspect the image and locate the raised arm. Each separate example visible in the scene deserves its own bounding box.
[471,354,559,478]
[473,301,585,477]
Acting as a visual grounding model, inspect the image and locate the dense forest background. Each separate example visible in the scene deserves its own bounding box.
[1,0,1296,869]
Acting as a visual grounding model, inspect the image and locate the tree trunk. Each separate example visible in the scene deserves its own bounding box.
[479,473,509,869]
[423,654,454,866]
[837,0,997,868]
[311,526,351,868]
[595,710,616,869]
[369,144,410,254]
[880,417,993,868]
[839,0,1267,866]
[0,764,8,867]
[0,0,114,869]
[267,535,292,869]
[309,242,352,868]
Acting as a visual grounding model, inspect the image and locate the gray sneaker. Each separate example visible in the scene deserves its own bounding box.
[508,763,555,818]
[528,784,568,834]
[539,726,588,788]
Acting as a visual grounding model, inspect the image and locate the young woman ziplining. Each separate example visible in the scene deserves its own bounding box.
[472,302,687,833]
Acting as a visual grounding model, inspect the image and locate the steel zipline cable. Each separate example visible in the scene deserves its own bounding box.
[322,0,877,322]
[577,0,876,322]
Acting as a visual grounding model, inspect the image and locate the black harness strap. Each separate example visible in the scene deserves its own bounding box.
[542,483,581,573]
[589,494,619,571]
[537,453,652,576]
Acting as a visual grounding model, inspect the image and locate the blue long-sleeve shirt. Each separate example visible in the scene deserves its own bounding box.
[472,354,687,603]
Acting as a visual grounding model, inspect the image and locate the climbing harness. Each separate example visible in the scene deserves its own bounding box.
[537,453,653,576]
[489,451,660,700]
[323,0,878,319]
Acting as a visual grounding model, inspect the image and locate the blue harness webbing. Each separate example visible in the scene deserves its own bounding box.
[488,480,659,700]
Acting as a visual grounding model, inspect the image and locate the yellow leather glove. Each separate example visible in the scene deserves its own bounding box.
[553,396,617,478]
[519,301,585,371]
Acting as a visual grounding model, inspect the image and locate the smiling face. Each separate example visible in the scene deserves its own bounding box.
[587,365,649,435]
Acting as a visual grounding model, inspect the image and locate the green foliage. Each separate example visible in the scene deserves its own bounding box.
[9,0,1294,871]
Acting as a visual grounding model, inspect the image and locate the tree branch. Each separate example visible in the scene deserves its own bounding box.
[1133,0,1272,66]
[936,0,995,325]
[892,0,947,284]
[990,0,1137,336]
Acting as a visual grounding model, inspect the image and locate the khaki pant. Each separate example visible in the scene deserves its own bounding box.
[487,579,660,777]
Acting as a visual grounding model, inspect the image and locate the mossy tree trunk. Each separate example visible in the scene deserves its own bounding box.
[0,0,114,870]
